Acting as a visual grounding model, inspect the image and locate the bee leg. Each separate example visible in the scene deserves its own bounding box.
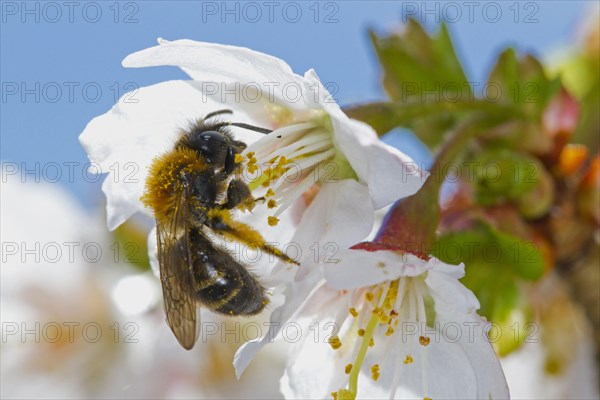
[221,179,265,210]
[206,210,298,265]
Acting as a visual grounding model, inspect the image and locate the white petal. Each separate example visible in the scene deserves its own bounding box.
[79,80,262,230]
[123,39,316,113]
[363,310,507,399]
[253,179,372,286]
[426,276,509,398]
[234,269,324,377]
[280,290,353,399]
[337,118,425,209]
[304,70,426,209]
[288,180,375,266]
[427,256,466,279]
[146,227,159,277]
[323,249,429,290]
[425,267,481,314]
[385,327,480,398]
[440,313,510,399]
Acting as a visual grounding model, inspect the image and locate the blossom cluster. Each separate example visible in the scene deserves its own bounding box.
[79,39,509,398]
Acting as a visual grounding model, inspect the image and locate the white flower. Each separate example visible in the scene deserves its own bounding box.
[501,274,599,399]
[78,40,428,392]
[79,39,425,269]
[0,170,289,399]
[0,173,124,398]
[236,246,509,399]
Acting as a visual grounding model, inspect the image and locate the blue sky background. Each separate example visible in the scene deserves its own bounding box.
[0,1,592,209]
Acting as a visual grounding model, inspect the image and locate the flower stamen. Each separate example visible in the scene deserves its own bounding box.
[329,335,342,350]
[345,364,353,374]
[347,309,379,398]
[370,364,380,381]
[241,117,356,227]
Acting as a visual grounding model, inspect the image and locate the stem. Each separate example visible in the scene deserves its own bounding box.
[376,114,489,251]
[426,113,489,191]
[395,100,519,125]
[344,100,521,136]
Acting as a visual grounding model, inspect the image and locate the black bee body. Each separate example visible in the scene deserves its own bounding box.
[187,227,267,315]
[142,110,295,350]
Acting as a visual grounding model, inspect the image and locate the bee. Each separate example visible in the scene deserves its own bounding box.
[141,109,296,350]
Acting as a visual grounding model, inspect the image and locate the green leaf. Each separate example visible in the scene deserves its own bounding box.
[488,48,560,113]
[433,221,544,329]
[376,116,488,250]
[343,100,517,142]
[471,149,542,206]
[343,101,463,139]
[371,20,471,102]
[343,102,404,136]
[368,19,471,148]
[482,49,562,153]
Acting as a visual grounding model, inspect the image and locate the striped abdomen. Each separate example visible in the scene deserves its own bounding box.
[188,228,268,315]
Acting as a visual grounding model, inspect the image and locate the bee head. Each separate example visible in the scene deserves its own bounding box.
[181,130,247,174]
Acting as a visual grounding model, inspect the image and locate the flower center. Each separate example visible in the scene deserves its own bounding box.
[240,114,354,226]
[331,276,435,400]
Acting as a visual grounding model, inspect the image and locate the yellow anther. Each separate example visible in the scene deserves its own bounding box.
[344,363,353,374]
[246,152,255,159]
[368,338,374,347]
[273,165,283,176]
[370,364,380,381]
[267,199,277,209]
[328,335,342,350]
[365,292,374,302]
[357,329,365,337]
[382,279,399,310]
[419,336,431,347]
[385,326,394,336]
[267,216,279,226]
[372,307,390,323]
[403,355,414,364]
[333,389,353,400]
[349,307,358,318]
[234,154,245,163]
[266,188,275,197]
[331,392,337,400]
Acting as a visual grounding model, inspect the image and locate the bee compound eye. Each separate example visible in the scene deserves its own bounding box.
[192,131,223,151]
[198,131,228,143]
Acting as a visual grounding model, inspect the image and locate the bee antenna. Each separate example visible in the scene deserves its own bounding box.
[212,121,273,134]
[204,109,233,120]
[228,122,272,134]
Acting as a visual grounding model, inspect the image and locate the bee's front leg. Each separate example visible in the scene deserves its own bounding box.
[205,210,298,266]
[221,179,265,211]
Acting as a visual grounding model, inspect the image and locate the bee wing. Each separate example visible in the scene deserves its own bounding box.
[156,184,201,350]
